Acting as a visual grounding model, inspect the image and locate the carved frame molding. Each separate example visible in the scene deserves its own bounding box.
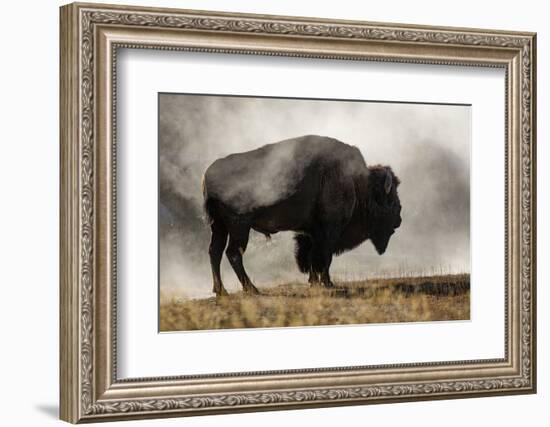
[60,2,536,423]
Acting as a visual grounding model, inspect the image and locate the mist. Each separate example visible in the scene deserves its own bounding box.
[159,94,470,298]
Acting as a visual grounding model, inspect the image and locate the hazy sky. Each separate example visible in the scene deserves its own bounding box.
[159,94,470,298]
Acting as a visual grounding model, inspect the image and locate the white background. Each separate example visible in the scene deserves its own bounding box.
[0,0,546,426]
[118,50,504,378]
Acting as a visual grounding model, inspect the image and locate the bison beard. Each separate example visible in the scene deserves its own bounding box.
[203,135,402,296]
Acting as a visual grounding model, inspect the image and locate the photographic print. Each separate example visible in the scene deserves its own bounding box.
[159,93,471,332]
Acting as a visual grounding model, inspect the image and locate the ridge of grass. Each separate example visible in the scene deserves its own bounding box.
[160,273,470,332]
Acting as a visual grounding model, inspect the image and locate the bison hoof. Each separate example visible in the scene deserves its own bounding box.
[323,281,335,289]
[244,284,260,295]
[214,287,229,297]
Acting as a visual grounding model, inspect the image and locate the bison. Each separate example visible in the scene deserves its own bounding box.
[202,135,402,296]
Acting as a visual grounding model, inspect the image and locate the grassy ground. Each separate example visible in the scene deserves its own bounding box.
[159,273,470,332]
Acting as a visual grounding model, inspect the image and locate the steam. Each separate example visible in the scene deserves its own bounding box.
[204,135,366,214]
[159,94,470,298]
[204,137,304,213]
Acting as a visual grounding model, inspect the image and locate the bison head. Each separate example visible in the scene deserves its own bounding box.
[365,165,402,255]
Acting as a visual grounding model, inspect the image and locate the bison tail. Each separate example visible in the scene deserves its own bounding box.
[294,234,313,274]
[202,175,215,225]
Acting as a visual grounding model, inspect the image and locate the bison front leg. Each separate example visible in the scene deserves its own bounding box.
[226,228,260,295]
[319,251,335,288]
[310,241,335,289]
[294,234,318,284]
[308,270,320,285]
[312,228,341,289]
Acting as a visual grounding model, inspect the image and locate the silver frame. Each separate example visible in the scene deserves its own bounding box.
[60,2,536,423]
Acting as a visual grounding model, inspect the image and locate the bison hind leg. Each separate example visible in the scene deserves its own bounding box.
[226,226,260,295]
[209,221,229,297]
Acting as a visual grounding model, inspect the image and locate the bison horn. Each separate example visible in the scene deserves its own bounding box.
[384,168,393,194]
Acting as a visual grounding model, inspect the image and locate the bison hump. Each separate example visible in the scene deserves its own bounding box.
[203,135,366,214]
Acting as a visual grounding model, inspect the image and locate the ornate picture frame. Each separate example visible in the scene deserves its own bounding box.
[60,2,536,423]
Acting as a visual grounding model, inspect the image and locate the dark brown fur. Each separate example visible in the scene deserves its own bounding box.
[203,135,402,296]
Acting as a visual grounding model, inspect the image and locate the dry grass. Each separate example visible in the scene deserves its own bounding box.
[159,273,470,332]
